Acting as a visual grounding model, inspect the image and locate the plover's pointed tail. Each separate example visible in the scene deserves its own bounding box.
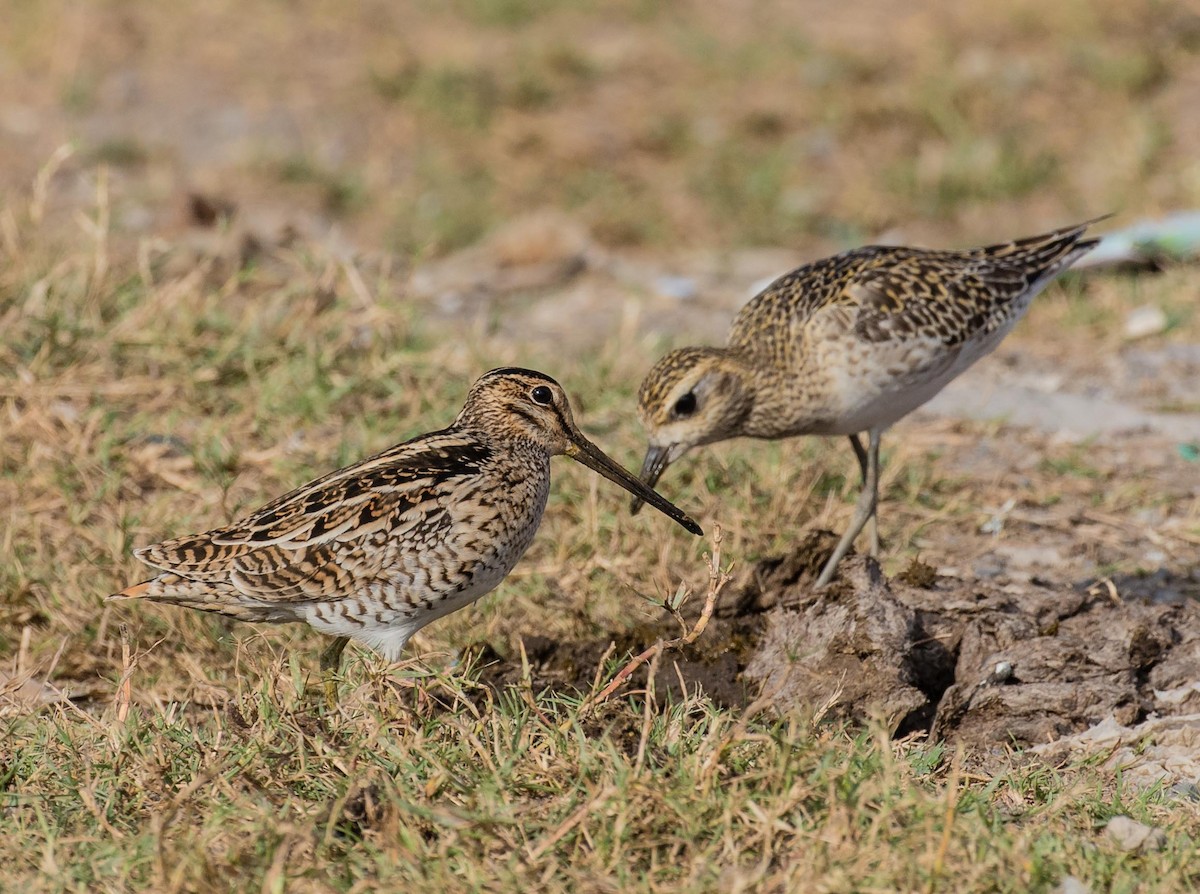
[990,214,1112,272]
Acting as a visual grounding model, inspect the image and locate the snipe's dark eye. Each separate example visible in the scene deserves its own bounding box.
[673,392,697,417]
[531,385,554,405]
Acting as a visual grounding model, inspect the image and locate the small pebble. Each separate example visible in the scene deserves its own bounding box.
[972,559,1006,580]
[1167,781,1200,802]
[991,661,1013,683]
[654,275,697,302]
[1104,815,1167,853]
[1055,876,1091,894]
[979,498,1016,535]
[1124,305,1168,340]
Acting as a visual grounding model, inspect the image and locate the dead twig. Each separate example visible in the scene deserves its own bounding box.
[113,624,134,725]
[926,747,964,894]
[524,784,617,862]
[633,642,664,773]
[568,525,730,729]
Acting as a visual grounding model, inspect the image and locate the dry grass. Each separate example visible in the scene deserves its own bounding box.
[5,1,1200,891]
[4,186,1200,891]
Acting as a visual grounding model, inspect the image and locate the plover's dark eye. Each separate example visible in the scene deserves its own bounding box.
[531,385,554,405]
[673,392,697,417]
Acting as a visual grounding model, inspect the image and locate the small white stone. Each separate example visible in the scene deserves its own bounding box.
[1104,815,1167,852]
[1055,875,1091,894]
[1124,305,1168,340]
[979,498,1016,535]
[654,275,697,302]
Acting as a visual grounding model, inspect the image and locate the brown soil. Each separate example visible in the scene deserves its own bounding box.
[468,530,1200,777]
[468,613,763,713]
[739,541,1200,750]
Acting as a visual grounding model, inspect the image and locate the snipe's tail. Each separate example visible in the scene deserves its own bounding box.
[107,581,152,601]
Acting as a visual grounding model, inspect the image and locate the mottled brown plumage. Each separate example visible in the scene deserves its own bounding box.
[633,219,1104,586]
[112,369,701,678]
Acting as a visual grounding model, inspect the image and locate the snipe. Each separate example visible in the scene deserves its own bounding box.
[112,368,702,701]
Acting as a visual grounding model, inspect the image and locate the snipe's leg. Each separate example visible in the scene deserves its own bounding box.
[817,428,882,587]
[319,636,349,709]
[847,433,881,558]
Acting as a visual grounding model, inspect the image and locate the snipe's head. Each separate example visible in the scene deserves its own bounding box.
[459,368,584,454]
[461,368,702,535]
[631,347,754,513]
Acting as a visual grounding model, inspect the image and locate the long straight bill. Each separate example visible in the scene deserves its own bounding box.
[566,438,701,536]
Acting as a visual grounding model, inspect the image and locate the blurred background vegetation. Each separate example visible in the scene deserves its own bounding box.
[2,0,1198,261]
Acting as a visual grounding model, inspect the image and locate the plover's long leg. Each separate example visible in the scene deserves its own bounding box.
[818,427,882,586]
[847,433,881,558]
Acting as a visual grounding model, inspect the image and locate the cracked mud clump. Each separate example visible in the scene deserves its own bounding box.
[735,536,1200,761]
[479,531,1200,781]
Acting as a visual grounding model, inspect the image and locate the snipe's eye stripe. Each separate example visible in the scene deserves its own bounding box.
[507,405,543,429]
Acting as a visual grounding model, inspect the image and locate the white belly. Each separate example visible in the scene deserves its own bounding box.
[821,317,1021,435]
